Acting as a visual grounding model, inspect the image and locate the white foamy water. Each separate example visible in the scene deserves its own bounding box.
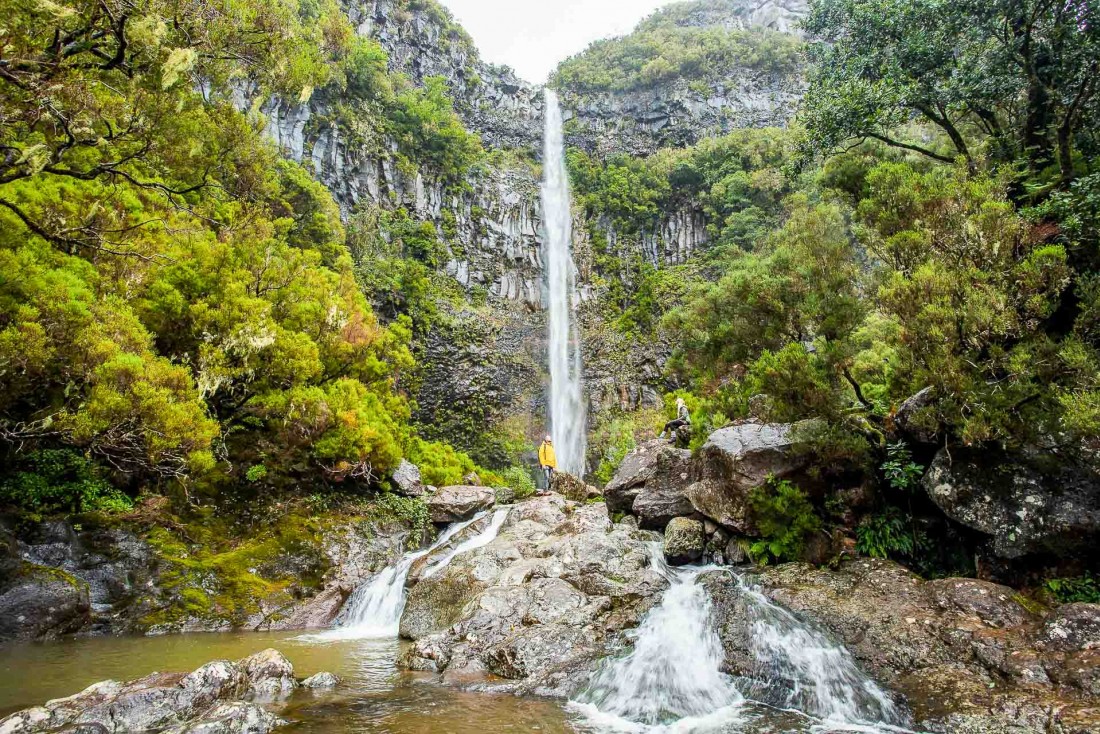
[541,88,587,476]
[421,508,509,579]
[300,513,486,641]
[571,549,913,734]
[571,549,745,732]
[738,582,906,729]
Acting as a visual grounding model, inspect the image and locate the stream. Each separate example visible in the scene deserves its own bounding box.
[0,524,916,734]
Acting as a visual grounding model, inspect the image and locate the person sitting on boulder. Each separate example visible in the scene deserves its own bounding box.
[659,397,691,440]
[537,434,556,493]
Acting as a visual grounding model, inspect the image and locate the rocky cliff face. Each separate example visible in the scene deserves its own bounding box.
[255,0,808,463]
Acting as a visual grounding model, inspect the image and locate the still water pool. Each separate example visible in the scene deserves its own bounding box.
[0,631,574,732]
[0,631,896,733]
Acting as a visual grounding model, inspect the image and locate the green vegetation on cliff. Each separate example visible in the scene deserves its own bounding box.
[0,0,510,531]
[562,0,1099,578]
[553,19,802,93]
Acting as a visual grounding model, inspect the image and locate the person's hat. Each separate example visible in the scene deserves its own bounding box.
[545,435,552,442]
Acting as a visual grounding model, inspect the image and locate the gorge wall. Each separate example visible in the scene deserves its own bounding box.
[257,0,807,467]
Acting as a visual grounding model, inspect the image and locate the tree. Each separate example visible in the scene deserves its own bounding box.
[802,0,1100,186]
[0,0,351,252]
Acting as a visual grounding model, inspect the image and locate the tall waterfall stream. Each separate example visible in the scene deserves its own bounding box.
[541,88,587,475]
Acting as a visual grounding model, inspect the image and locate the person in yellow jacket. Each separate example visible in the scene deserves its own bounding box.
[537,435,557,493]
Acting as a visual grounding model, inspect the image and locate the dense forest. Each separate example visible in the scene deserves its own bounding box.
[1,0,1098,627]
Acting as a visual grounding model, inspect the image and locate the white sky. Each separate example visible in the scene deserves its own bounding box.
[440,0,670,84]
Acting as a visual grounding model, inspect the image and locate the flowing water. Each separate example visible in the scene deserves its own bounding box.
[421,508,509,579]
[309,511,496,641]
[570,548,914,734]
[541,87,587,475]
[0,540,916,734]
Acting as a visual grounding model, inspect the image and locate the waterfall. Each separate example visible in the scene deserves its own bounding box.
[421,508,509,579]
[571,550,912,733]
[738,581,904,727]
[570,548,745,730]
[541,88,587,476]
[302,513,488,641]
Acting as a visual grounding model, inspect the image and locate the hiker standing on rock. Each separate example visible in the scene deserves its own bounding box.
[659,397,691,440]
[538,434,556,493]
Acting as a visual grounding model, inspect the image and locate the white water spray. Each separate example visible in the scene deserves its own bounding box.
[541,88,587,475]
[571,549,911,733]
[303,512,489,641]
[571,548,745,731]
[737,581,905,729]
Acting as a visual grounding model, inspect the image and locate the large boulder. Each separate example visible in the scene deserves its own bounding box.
[663,517,705,566]
[0,564,90,640]
[922,447,1100,558]
[603,439,694,529]
[891,387,939,444]
[551,472,600,503]
[425,486,496,523]
[237,649,297,699]
[684,422,810,533]
[398,494,669,696]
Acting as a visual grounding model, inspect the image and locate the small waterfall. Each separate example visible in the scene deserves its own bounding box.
[304,513,487,641]
[541,88,587,475]
[570,548,745,731]
[571,549,911,733]
[737,582,904,728]
[421,508,509,579]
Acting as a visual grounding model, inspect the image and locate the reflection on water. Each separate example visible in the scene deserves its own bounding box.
[0,631,574,733]
[0,630,906,733]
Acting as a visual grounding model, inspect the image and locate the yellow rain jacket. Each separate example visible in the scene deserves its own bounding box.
[538,440,557,469]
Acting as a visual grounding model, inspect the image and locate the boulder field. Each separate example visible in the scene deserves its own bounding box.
[605,420,1100,571]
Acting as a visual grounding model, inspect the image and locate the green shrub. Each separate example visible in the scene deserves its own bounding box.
[592,417,639,484]
[1045,574,1100,604]
[0,450,132,515]
[405,438,478,487]
[856,506,914,558]
[881,442,923,492]
[371,492,431,545]
[497,466,537,499]
[747,477,821,565]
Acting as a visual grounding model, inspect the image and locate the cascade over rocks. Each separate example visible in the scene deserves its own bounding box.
[0,649,333,734]
[703,559,1100,733]
[425,486,497,523]
[397,493,669,696]
[922,446,1100,559]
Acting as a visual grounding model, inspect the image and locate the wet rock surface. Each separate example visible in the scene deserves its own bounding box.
[0,649,332,733]
[398,493,667,696]
[922,446,1100,558]
[425,486,497,523]
[0,515,409,640]
[703,558,1100,733]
